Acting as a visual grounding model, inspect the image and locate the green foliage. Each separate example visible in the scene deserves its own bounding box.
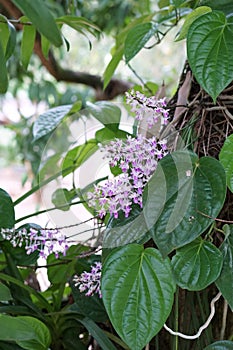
[144,152,226,256]
[215,225,233,310]
[11,0,62,47]
[0,1,233,349]
[187,11,233,102]
[0,314,51,350]
[102,244,176,350]
[124,22,158,63]
[172,238,223,290]
[219,134,233,192]
[0,189,15,229]
[204,340,233,349]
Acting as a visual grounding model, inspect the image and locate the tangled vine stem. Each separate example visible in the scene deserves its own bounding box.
[164,292,222,339]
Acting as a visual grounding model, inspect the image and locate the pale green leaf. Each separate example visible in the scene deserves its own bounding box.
[176,6,212,41]
[102,244,176,350]
[219,134,233,192]
[62,140,98,177]
[103,46,124,89]
[187,11,233,102]
[172,238,223,290]
[32,105,72,142]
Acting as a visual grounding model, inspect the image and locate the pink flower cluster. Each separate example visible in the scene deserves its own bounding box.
[125,90,169,128]
[1,227,69,259]
[73,261,102,298]
[87,134,168,219]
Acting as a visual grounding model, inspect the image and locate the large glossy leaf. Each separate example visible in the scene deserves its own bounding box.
[32,105,72,142]
[124,22,158,63]
[86,101,121,132]
[0,314,51,350]
[102,244,176,350]
[219,134,233,192]
[62,139,98,177]
[187,11,233,102]
[143,151,226,256]
[215,225,233,310]
[176,6,212,41]
[204,340,233,349]
[20,18,36,69]
[172,238,223,290]
[0,188,15,229]
[12,0,62,47]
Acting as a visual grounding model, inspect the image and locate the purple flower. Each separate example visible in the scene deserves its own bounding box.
[88,134,168,218]
[73,262,102,298]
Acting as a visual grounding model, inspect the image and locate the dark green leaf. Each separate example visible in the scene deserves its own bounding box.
[215,224,233,310]
[143,151,226,256]
[176,6,212,41]
[219,134,233,192]
[172,238,223,290]
[80,317,118,350]
[200,0,233,15]
[0,15,10,53]
[0,41,8,93]
[187,11,233,102]
[0,282,12,302]
[86,101,121,132]
[12,0,62,47]
[204,340,233,349]
[62,139,98,177]
[102,244,176,350]
[95,127,129,144]
[51,188,77,211]
[32,105,72,141]
[0,314,51,350]
[20,17,36,69]
[0,188,15,228]
[70,279,108,322]
[5,21,16,61]
[125,22,158,63]
[41,35,50,58]
[103,205,150,248]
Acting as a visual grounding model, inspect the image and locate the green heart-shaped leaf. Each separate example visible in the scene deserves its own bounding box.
[172,238,223,290]
[102,244,176,350]
[143,151,226,256]
[187,11,233,102]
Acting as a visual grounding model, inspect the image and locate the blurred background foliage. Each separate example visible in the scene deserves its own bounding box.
[0,0,185,176]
